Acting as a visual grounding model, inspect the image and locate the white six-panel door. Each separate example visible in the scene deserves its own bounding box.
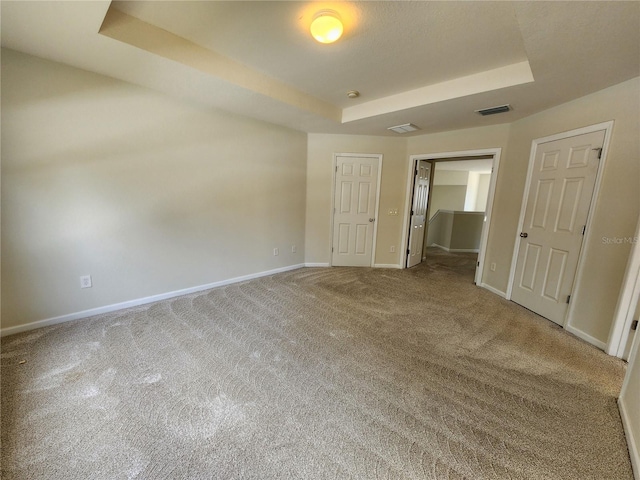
[511,130,605,324]
[332,155,380,267]
[407,160,431,268]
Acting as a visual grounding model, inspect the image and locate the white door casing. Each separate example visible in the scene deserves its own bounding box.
[402,149,501,285]
[608,213,640,358]
[622,298,638,360]
[510,129,605,325]
[407,160,431,267]
[331,155,381,267]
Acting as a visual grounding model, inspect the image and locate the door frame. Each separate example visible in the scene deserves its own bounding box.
[607,214,640,357]
[506,121,614,333]
[401,148,502,286]
[329,153,383,267]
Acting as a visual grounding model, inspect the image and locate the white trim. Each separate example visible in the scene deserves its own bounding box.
[476,150,501,285]
[373,263,402,269]
[0,264,305,338]
[506,121,614,342]
[304,262,330,268]
[479,283,507,298]
[430,244,479,253]
[619,397,640,480]
[430,210,486,216]
[329,153,383,268]
[607,214,640,357]
[564,324,607,350]
[402,148,501,284]
[619,320,640,480]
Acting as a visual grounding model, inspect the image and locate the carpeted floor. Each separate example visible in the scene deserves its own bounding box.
[1,249,633,479]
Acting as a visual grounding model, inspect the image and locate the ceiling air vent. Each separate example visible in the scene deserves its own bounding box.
[388,123,420,134]
[475,104,511,116]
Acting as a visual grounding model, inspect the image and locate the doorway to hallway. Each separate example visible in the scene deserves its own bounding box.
[402,148,501,286]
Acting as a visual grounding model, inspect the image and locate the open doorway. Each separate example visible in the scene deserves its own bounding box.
[401,149,501,285]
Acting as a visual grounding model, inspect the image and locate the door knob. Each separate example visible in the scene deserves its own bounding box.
[520,232,528,238]
[369,218,375,222]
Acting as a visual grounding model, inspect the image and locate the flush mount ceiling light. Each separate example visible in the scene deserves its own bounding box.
[310,10,343,44]
[387,123,420,134]
[346,90,359,98]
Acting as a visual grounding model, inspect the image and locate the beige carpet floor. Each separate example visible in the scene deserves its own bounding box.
[1,249,633,479]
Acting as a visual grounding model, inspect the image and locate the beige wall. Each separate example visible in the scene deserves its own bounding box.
[450,212,484,250]
[502,78,640,343]
[433,170,469,186]
[1,49,307,330]
[427,211,454,249]
[408,79,640,345]
[305,133,407,266]
[475,173,491,211]
[3,47,638,349]
[429,185,466,220]
[427,211,483,251]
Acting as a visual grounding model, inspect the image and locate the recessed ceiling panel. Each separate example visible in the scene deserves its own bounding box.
[112,1,530,107]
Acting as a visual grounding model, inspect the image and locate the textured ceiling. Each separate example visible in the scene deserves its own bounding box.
[111,1,529,107]
[1,1,639,136]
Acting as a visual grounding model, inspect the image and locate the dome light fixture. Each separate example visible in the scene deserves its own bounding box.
[310,10,343,44]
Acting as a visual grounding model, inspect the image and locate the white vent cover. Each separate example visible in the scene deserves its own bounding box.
[387,123,420,134]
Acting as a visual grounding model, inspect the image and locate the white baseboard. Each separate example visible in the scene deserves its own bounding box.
[0,264,306,338]
[619,397,640,480]
[304,263,330,267]
[478,283,507,298]
[565,324,607,350]
[373,263,402,269]
[430,244,479,253]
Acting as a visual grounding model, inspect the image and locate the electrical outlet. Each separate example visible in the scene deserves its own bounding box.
[273,248,279,256]
[80,275,92,289]
[490,262,496,272]
[291,245,297,253]
[390,246,396,253]
[388,208,399,216]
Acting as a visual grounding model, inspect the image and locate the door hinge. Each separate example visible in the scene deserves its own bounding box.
[407,249,410,255]
[477,261,480,267]
[566,295,571,304]
[331,247,334,253]
[335,165,338,172]
[592,147,603,159]
[582,225,586,235]
[632,320,638,331]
